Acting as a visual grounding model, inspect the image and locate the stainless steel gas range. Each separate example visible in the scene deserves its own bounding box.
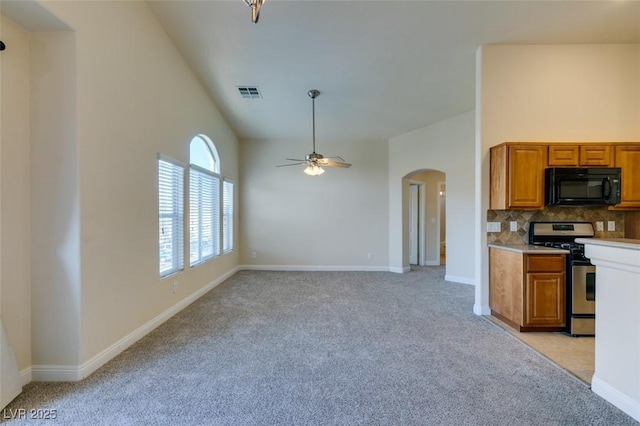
[529,222,596,336]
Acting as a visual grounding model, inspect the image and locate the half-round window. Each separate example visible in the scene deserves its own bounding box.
[190,134,219,173]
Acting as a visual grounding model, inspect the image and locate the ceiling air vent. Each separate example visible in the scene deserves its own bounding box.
[237,86,262,99]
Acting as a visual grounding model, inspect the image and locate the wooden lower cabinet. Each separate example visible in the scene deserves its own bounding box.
[489,247,566,332]
[525,272,565,327]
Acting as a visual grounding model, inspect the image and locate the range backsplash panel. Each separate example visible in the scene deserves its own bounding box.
[487,207,625,244]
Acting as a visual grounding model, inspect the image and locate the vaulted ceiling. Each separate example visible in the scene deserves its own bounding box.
[151,2,639,142]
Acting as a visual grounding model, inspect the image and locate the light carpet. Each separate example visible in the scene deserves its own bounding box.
[2,267,636,425]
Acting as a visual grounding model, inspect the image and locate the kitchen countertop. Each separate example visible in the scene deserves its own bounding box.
[487,243,570,255]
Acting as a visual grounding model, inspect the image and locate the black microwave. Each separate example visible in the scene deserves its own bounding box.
[545,167,621,206]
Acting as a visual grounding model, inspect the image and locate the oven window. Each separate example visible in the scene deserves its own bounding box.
[586,271,596,301]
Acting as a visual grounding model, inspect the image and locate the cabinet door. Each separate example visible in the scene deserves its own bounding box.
[580,145,612,166]
[548,145,578,166]
[615,145,640,208]
[508,145,547,209]
[524,272,565,327]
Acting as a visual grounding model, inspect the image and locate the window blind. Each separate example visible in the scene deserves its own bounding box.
[223,179,234,253]
[190,166,220,266]
[158,158,184,277]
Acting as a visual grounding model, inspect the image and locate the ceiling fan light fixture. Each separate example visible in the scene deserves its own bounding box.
[276,89,351,174]
[304,165,325,176]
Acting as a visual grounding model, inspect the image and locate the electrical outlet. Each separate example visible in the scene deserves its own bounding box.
[487,222,501,232]
[596,221,604,232]
[367,253,373,260]
[607,221,616,231]
[251,251,257,259]
[510,221,518,232]
[172,282,178,294]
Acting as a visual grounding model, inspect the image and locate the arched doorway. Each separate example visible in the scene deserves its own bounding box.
[403,170,446,267]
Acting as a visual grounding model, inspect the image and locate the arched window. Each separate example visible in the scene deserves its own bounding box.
[190,134,219,173]
[159,135,233,274]
[189,135,221,266]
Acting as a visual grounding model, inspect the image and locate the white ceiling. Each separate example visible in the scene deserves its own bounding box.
[148,1,640,143]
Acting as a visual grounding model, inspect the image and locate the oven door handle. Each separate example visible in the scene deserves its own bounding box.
[602,177,612,201]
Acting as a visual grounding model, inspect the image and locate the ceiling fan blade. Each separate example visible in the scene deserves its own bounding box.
[277,162,306,167]
[322,161,352,168]
[317,156,351,168]
[285,158,306,162]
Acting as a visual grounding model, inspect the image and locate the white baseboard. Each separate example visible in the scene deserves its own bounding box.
[30,365,82,382]
[29,266,239,383]
[444,274,475,286]
[388,266,411,273]
[19,367,31,386]
[240,264,389,272]
[424,260,440,266]
[241,265,472,278]
[591,375,640,422]
[473,304,491,316]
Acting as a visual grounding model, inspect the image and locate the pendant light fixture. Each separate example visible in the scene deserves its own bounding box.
[244,0,265,23]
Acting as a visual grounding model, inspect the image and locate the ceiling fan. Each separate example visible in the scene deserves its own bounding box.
[278,90,352,176]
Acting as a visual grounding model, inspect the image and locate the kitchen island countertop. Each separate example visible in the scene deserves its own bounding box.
[575,237,640,251]
[487,243,570,255]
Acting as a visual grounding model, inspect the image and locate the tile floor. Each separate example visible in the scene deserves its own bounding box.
[486,316,595,385]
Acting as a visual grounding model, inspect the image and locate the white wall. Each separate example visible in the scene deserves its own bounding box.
[2,0,240,379]
[1,15,32,375]
[48,0,240,367]
[476,44,640,314]
[389,111,475,284]
[30,29,81,369]
[240,137,389,269]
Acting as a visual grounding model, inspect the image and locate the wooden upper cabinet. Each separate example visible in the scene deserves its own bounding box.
[615,145,640,208]
[490,143,547,210]
[548,145,579,166]
[548,144,612,166]
[580,145,612,166]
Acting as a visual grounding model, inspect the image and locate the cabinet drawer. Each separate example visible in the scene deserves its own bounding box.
[526,255,565,272]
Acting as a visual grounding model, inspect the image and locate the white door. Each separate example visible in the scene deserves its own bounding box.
[409,184,419,265]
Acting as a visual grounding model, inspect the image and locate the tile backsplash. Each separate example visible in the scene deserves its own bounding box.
[487,207,625,244]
